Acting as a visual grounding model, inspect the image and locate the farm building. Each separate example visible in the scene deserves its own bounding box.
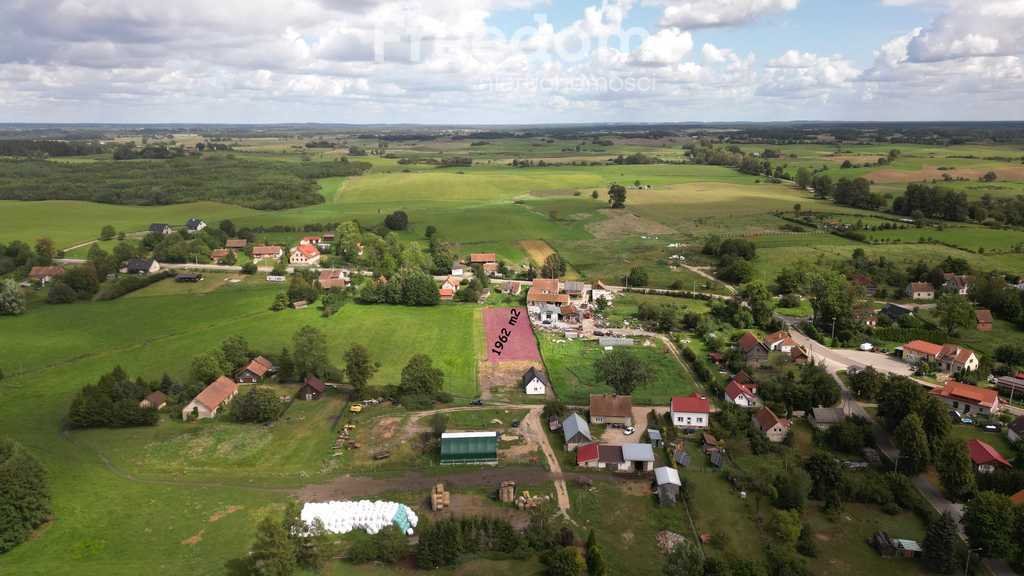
[469,253,498,275]
[930,381,999,416]
[810,406,847,431]
[589,394,633,426]
[976,309,993,332]
[654,466,682,506]
[318,269,349,290]
[967,439,1011,473]
[670,393,710,430]
[576,443,655,472]
[521,367,548,396]
[185,218,207,233]
[182,376,238,421]
[149,223,173,235]
[27,266,65,285]
[290,244,321,266]
[252,245,284,260]
[236,356,275,384]
[298,376,326,401]
[562,413,593,450]
[870,532,922,559]
[139,391,168,410]
[440,432,499,465]
[175,273,203,283]
[226,238,248,250]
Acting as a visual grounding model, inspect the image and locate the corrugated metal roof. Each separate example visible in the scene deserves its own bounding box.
[654,466,681,486]
[562,413,592,444]
[622,443,655,462]
[440,432,498,464]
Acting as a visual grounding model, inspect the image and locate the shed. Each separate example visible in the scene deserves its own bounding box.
[654,466,682,506]
[622,443,656,473]
[675,450,690,468]
[562,413,593,450]
[440,432,498,465]
[298,376,326,401]
[647,429,663,448]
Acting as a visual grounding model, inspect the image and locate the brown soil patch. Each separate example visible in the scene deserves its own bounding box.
[867,165,1024,184]
[208,506,243,523]
[587,210,674,239]
[375,417,401,441]
[520,239,556,265]
[620,479,654,497]
[815,533,832,542]
[181,530,204,545]
[622,530,635,545]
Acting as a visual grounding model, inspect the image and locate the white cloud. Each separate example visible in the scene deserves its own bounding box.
[630,28,693,65]
[653,0,799,29]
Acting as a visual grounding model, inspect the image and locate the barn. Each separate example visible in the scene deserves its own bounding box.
[440,432,499,465]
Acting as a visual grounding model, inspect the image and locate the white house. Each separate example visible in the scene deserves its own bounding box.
[290,244,321,266]
[185,218,207,233]
[670,393,710,430]
[521,367,548,396]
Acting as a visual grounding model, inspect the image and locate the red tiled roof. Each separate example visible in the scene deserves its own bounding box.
[225,239,247,249]
[210,249,230,260]
[194,376,238,411]
[294,244,320,257]
[527,289,570,304]
[252,245,283,257]
[931,381,998,409]
[737,332,764,353]
[28,266,64,280]
[577,442,600,464]
[470,253,497,263]
[530,278,560,293]
[590,394,633,418]
[303,376,326,393]
[909,282,934,293]
[143,391,168,407]
[1011,490,1024,506]
[725,380,756,403]
[939,344,977,365]
[732,370,754,386]
[240,357,272,378]
[903,340,943,357]
[754,407,790,433]
[671,393,710,414]
[967,439,1010,468]
[975,309,993,324]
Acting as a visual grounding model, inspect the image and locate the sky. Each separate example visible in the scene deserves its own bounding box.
[0,0,1022,124]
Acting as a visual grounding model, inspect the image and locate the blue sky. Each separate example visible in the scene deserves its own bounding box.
[0,0,1021,123]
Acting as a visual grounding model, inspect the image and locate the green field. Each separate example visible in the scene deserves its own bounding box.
[866,224,1024,253]
[538,333,696,405]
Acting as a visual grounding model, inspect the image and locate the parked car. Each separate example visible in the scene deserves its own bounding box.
[623,426,636,436]
[961,417,975,425]
[470,398,483,406]
[983,424,1000,432]
[511,420,521,428]
[859,342,874,352]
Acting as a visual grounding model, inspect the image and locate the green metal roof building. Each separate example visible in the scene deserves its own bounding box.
[440,432,499,465]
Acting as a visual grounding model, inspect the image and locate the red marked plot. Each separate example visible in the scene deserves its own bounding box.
[483,307,541,363]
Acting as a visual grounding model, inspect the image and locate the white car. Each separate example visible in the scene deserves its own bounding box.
[623,426,636,436]
[859,342,874,352]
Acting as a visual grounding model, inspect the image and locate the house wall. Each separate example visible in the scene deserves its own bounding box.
[671,410,709,429]
[524,379,545,395]
[765,424,789,443]
[935,396,994,416]
[182,401,215,421]
[591,414,633,426]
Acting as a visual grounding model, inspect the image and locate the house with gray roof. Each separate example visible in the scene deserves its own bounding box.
[562,413,593,450]
[654,466,682,506]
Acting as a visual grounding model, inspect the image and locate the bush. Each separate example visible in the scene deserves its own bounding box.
[46,281,78,304]
[384,210,409,231]
[347,526,408,564]
[231,387,284,423]
[66,366,160,429]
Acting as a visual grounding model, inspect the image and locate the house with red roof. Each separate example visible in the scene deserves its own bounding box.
[975,309,993,332]
[289,244,321,266]
[725,372,759,408]
[298,376,326,401]
[764,331,799,354]
[670,393,710,430]
[182,376,238,421]
[469,253,499,275]
[439,287,455,301]
[930,381,1000,416]
[906,282,935,300]
[28,265,65,286]
[937,344,980,373]
[900,340,943,365]
[736,332,770,367]
[251,245,284,260]
[752,407,791,443]
[235,356,275,384]
[966,439,1011,473]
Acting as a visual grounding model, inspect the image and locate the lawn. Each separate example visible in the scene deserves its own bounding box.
[866,224,1024,254]
[445,408,529,431]
[803,504,928,576]
[538,333,696,405]
[602,293,711,327]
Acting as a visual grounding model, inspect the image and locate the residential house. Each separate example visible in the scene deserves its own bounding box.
[1007,415,1024,443]
[298,376,326,401]
[526,278,569,315]
[670,393,710,430]
[185,218,207,233]
[753,407,791,443]
[469,253,499,275]
[139,391,168,410]
[290,244,321,266]
[235,356,275,384]
[854,307,879,328]
[880,303,914,322]
[451,263,466,277]
[562,413,593,450]
[654,466,682,506]
[441,276,461,293]
[522,367,548,396]
[300,236,321,246]
[790,347,810,364]
[725,377,759,407]
[942,273,973,296]
[252,245,284,260]
[537,303,561,324]
[226,238,248,250]
[210,248,230,262]
[149,223,173,236]
[810,406,847,431]
[967,439,1011,473]
[937,344,980,373]
[930,381,1000,416]
[124,258,160,275]
[906,282,935,300]
[182,376,238,420]
[976,309,993,332]
[852,274,878,296]
[737,332,770,367]
[764,331,799,354]
[900,340,943,365]
[576,443,609,469]
[439,287,455,301]
[589,394,634,426]
[27,266,64,286]
[499,281,522,296]
[318,269,349,290]
[440,432,499,465]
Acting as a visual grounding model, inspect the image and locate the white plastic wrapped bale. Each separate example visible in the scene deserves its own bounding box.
[300,500,419,536]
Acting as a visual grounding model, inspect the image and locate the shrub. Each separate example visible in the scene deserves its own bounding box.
[0,438,51,553]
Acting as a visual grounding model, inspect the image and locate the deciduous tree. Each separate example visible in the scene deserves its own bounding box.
[935,438,977,502]
[594,349,651,395]
[608,184,627,208]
